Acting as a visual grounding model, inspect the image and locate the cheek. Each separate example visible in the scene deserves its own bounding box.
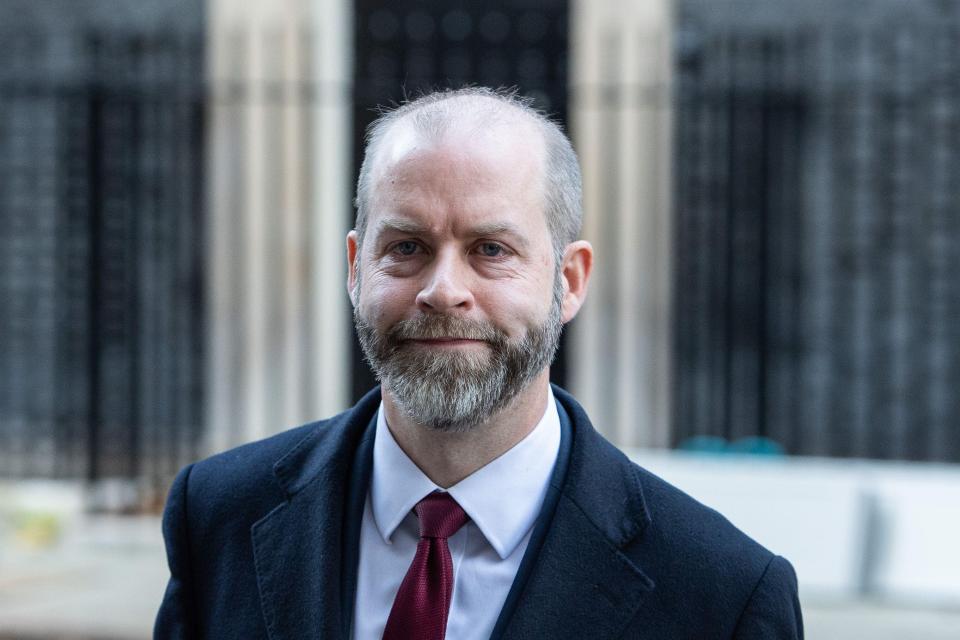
[480,283,551,329]
[358,272,419,323]
[479,258,556,317]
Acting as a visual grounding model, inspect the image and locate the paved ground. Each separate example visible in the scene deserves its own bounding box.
[0,516,166,640]
[2,515,958,639]
[804,601,960,640]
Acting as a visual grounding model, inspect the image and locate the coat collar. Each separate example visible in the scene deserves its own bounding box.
[495,385,655,639]
[250,387,380,640]
[553,385,651,543]
[250,385,655,640]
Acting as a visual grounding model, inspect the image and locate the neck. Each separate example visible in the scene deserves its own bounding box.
[382,371,551,488]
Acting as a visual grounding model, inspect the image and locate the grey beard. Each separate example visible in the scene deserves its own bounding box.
[353,275,564,432]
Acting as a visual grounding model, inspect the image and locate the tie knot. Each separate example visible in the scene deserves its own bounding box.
[415,492,469,539]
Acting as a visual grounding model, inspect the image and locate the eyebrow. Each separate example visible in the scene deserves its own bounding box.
[374,217,531,250]
[375,217,425,236]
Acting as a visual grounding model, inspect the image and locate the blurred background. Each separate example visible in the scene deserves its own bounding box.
[1,0,959,637]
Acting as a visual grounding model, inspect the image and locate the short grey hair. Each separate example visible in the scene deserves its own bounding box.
[353,87,583,262]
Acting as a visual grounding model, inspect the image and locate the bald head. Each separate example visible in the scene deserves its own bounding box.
[353,88,583,261]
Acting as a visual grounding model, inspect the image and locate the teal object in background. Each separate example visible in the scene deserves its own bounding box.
[678,436,785,457]
[729,437,786,456]
[678,436,729,454]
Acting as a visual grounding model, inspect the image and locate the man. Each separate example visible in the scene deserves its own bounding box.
[156,87,803,639]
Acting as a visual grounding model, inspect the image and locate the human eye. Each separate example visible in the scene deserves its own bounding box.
[391,240,422,256]
[476,242,507,258]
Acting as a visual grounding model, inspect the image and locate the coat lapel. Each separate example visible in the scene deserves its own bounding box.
[247,385,654,639]
[498,387,656,639]
[250,389,380,640]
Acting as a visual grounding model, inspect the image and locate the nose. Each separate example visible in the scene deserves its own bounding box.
[415,250,474,313]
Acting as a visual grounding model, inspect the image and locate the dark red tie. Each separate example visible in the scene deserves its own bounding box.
[382,492,470,640]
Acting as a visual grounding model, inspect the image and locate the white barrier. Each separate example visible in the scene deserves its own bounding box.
[626,450,960,606]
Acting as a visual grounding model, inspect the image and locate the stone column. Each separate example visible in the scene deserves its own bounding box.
[569,0,674,449]
[206,0,351,451]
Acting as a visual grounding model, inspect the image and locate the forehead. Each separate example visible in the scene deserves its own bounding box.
[369,121,548,232]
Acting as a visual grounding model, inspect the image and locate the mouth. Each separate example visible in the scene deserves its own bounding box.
[405,337,487,348]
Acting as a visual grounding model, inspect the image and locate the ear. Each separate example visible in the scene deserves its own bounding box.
[559,240,593,324]
[346,230,359,306]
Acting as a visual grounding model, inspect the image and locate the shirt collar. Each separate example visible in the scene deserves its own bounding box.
[370,385,562,560]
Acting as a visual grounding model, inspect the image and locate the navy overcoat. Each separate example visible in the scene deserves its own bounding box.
[155,385,803,639]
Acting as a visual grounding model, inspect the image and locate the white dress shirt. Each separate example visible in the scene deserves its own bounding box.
[352,386,562,640]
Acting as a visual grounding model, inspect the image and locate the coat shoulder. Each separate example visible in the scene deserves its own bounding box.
[635,463,774,573]
[626,461,800,636]
[604,462,804,637]
[178,410,351,523]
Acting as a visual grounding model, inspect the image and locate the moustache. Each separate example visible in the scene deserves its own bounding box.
[386,315,508,344]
